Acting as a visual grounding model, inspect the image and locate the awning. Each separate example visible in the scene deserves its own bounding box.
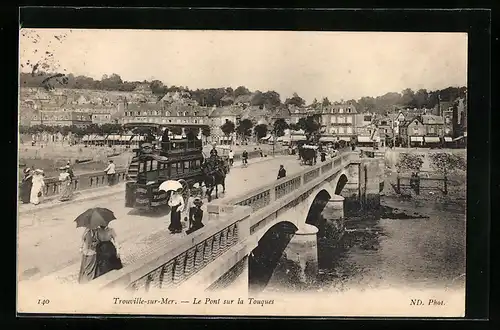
[260,135,272,140]
[219,136,232,141]
[82,135,90,141]
[453,136,465,141]
[424,136,441,143]
[94,135,105,141]
[444,137,453,142]
[290,135,307,141]
[464,131,467,137]
[120,135,133,141]
[338,137,352,142]
[106,134,121,141]
[130,136,146,142]
[319,136,337,142]
[410,136,423,142]
[357,136,372,143]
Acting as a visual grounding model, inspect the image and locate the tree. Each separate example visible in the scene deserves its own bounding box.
[150,80,166,95]
[322,97,332,107]
[428,152,466,194]
[236,119,253,141]
[298,115,320,139]
[395,153,424,175]
[285,92,306,107]
[254,124,268,140]
[220,120,235,137]
[201,125,211,143]
[234,86,251,98]
[289,123,300,131]
[273,118,289,137]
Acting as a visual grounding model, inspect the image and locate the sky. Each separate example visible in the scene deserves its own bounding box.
[19,29,468,104]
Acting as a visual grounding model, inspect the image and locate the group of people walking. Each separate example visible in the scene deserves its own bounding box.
[19,162,75,205]
[20,167,46,205]
[168,189,205,235]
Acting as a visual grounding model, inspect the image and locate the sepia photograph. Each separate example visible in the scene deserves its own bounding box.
[17,28,468,317]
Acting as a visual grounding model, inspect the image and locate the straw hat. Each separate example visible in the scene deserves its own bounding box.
[193,198,203,207]
[23,168,31,174]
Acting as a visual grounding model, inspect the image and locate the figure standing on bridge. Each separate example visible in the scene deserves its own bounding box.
[168,189,185,234]
[20,168,33,204]
[277,165,286,180]
[186,197,204,235]
[58,166,73,202]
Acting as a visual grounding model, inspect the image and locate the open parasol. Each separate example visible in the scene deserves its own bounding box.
[74,207,116,229]
[159,180,183,192]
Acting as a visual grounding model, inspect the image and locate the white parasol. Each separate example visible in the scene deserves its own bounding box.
[159,180,183,192]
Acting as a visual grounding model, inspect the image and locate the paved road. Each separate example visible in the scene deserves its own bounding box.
[18,155,304,281]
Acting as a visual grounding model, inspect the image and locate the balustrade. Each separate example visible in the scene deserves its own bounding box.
[38,169,127,198]
[124,222,241,292]
[303,168,320,184]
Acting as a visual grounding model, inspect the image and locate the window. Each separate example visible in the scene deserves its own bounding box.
[330,117,336,124]
[346,127,352,134]
[339,108,344,113]
[162,119,166,123]
[413,127,419,134]
[165,111,171,116]
[329,127,336,134]
[338,116,345,124]
[338,127,345,134]
[364,115,372,122]
[384,129,388,133]
[346,116,352,123]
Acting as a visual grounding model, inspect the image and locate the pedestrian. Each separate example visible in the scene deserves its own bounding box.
[277,165,286,180]
[168,189,184,234]
[30,169,45,205]
[78,225,122,284]
[186,197,204,235]
[259,148,263,157]
[320,150,327,162]
[58,166,73,202]
[228,149,234,166]
[104,160,116,186]
[66,161,75,181]
[242,149,248,166]
[20,168,33,204]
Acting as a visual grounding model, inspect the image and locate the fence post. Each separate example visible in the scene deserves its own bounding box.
[396,174,401,193]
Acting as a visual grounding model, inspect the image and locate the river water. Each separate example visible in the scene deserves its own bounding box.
[262,196,466,293]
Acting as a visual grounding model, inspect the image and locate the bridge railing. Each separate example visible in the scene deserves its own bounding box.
[92,205,252,291]
[216,151,355,216]
[39,169,128,198]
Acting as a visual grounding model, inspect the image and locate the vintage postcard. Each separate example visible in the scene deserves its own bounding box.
[18,29,468,317]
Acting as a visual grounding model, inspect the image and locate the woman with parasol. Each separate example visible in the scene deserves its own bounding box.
[76,208,123,283]
[159,180,185,234]
[19,168,33,204]
[30,169,45,205]
[58,166,73,202]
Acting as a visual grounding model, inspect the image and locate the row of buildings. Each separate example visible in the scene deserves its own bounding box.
[24,86,467,147]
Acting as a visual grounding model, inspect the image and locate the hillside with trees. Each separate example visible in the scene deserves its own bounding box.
[20,70,466,116]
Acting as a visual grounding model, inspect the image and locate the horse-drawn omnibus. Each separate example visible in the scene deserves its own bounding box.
[123,122,228,210]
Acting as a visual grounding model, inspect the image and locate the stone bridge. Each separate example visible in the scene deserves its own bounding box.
[89,151,385,293]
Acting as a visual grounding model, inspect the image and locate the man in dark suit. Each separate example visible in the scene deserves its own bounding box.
[277,165,286,180]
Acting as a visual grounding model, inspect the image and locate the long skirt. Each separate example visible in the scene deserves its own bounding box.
[30,185,43,205]
[78,253,97,284]
[95,241,123,278]
[168,205,182,233]
[59,182,73,201]
[20,180,32,204]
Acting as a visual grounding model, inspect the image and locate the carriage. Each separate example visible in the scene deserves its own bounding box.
[123,122,228,210]
[299,144,319,166]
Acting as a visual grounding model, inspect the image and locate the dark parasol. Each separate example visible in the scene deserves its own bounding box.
[74,207,116,229]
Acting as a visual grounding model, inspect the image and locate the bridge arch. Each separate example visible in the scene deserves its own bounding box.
[334,173,349,195]
[248,221,298,293]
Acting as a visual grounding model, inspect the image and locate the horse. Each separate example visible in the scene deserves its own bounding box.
[200,158,227,202]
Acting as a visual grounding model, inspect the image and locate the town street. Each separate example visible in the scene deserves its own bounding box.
[18,155,303,282]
